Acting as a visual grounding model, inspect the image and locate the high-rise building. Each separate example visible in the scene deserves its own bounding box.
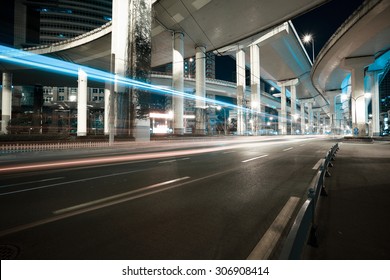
[11,0,112,47]
[162,52,216,79]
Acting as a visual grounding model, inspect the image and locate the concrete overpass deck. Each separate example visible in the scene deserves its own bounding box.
[1,0,329,113]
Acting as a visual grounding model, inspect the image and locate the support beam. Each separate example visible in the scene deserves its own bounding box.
[236,49,246,135]
[111,0,130,135]
[277,108,282,134]
[278,79,299,135]
[1,73,12,134]
[322,116,327,134]
[325,90,341,135]
[250,44,261,135]
[280,85,287,135]
[341,56,374,137]
[77,69,87,136]
[173,32,185,135]
[111,0,152,139]
[307,101,313,134]
[195,45,206,135]
[300,100,305,135]
[368,71,382,136]
[315,110,321,134]
[290,84,297,135]
[104,84,110,135]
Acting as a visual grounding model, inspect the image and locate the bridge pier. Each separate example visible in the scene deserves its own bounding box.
[111,0,152,140]
[250,44,261,135]
[300,100,306,134]
[172,32,185,135]
[290,81,299,135]
[367,70,382,137]
[314,109,321,134]
[195,45,206,135]
[278,79,299,135]
[77,69,87,136]
[326,90,341,135]
[236,49,246,135]
[307,100,314,134]
[341,56,374,137]
[1,72,12,134]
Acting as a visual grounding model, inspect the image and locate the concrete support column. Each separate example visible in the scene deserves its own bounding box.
[280,85,287,135]
[322,117,327,134]
[104,84,110,135]
[276,109,282,134]
[316,110,321,134]
[368,71,382,136]
[236,49,246,135]
[1,73,12,134]
[307,100,314,134]
[341,56,374,137]
[250,44,261,135]
[111,0,152,139]
[278,79,299,135]
[326,91,340,135]
[300,101,305,134]
[112,0,130,135]
[77,69,87,136]
[290,85,297,134]
[173,32,184,135]
[195,45,206,135]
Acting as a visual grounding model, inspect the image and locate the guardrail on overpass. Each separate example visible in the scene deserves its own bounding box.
[279,142,339,260]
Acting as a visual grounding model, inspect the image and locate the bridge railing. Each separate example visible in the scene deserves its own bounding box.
[0,142,110,154]
[279,142,339,259]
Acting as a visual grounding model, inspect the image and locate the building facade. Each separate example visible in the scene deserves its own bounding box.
[13,0,112,47]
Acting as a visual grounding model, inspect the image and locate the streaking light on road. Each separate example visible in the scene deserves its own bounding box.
[0,45,294,123]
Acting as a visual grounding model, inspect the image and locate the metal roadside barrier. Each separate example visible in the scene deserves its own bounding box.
[0,141,110,154]
[279,142,339,260]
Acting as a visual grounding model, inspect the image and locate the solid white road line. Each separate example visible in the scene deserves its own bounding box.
[0,168,239,237]
[282,147,293,152]
[54,176,190,215]
[0,170,145,196]
[158,158,190,164]
[0,177,64,189]
[312,159,323,170]
[241,155,268,163]
[0,177,190,238]
[247,196,300,260]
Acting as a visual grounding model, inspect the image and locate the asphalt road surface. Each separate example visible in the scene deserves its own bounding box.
[0,136,338,259]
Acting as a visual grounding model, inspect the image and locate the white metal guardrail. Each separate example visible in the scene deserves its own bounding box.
[279,142,339,259]
[0,142,110,153]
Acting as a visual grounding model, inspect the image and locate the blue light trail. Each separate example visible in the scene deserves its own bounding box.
[0,45,285,121]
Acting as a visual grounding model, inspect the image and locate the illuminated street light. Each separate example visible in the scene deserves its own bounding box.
[303,34,315,63]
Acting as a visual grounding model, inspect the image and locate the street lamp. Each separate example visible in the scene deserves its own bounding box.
[303,34,315,63]
[188,57,194,78]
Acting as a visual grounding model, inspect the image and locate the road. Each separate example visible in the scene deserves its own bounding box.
[0,136,338,259]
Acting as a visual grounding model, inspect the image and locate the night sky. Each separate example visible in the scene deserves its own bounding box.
[0,0,15,46]
[292,0,365,59]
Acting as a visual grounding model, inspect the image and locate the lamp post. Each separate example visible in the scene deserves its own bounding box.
[188,57,194,78]
[303,34,315,63]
